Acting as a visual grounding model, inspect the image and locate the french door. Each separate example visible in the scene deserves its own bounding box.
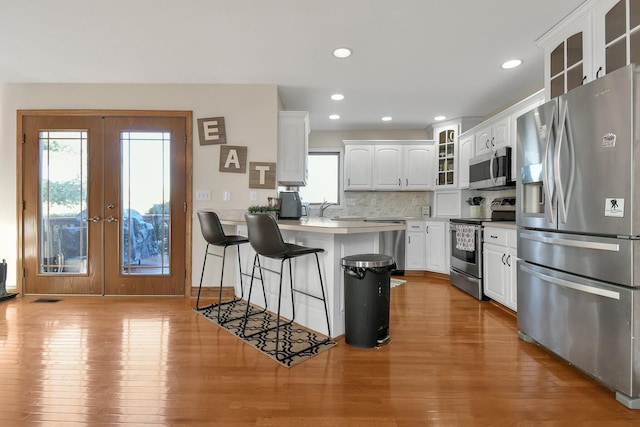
[21,113,189,295]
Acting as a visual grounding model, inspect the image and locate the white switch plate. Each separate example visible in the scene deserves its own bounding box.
[195,190,211,201]
[223,190,231,201]
[250,190,257,201]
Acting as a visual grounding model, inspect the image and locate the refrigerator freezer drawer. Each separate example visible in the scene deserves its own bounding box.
[517,260,640,397]
[518,229,639,288]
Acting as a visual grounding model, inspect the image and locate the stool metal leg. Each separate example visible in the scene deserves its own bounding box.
[195,243,211,310]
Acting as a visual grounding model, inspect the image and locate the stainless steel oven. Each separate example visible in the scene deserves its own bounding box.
[449,220,485,300]
[449,197,516,300]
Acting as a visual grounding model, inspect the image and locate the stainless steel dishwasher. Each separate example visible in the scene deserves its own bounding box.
[364,219,405,275]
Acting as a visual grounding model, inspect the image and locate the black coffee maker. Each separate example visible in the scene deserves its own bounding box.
[0,259,17,301]
[278,191,303,219]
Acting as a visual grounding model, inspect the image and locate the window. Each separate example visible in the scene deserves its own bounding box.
[299,151,340,205]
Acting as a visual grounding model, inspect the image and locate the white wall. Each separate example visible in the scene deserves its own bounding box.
[0,83,279,289]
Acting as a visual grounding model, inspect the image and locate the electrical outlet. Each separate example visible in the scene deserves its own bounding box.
[347,198,356,207]
[371,198,377,206]
[412,198,418,205]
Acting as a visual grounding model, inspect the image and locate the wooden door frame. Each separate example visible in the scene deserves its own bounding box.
[16,109,193,297]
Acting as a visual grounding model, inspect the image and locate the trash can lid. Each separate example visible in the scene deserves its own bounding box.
[341,253,395,268]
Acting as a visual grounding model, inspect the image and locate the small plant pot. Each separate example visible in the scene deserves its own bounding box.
[469,205,482,217]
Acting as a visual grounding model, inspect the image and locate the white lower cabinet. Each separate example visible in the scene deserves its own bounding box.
[483,226,517,311]
[425,221,446,273]
[405,221,426,270]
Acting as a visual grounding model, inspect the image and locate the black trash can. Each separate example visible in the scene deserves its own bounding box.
[341,254,395,348]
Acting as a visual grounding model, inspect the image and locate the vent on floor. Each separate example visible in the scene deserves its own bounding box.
[32,298,62,303]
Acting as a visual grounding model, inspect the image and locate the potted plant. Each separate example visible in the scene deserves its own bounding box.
[466,196,484,217]
[247,205,279,218]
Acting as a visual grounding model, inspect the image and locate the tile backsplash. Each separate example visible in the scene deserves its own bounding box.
[313,191,429,218]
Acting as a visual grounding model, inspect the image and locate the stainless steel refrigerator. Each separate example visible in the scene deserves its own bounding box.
[516,64,640,409]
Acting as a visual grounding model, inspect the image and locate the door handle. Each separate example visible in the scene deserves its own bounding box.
[88,216,101,223]
[105,216,119,223]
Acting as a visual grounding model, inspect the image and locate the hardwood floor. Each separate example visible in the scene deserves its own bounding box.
[2,276,640,426]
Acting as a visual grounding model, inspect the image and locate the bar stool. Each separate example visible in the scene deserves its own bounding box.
[242,213,331,362]
[195,211,266,324]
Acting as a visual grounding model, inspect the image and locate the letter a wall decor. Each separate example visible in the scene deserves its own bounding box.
[219,145,247,173]
[198,116,226,145]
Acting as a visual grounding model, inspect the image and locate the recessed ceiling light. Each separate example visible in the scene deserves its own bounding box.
[381,116,393,122]
[331,93,344,101]
[501,59,523,69]
[329,114,340,120]
[333,47,352,58]
[434,116,446,121]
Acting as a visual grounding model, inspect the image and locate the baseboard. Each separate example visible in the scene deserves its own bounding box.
[190,287,236,299]
[404,270,450,281]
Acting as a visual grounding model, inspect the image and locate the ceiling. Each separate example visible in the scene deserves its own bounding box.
[0,0,586,131]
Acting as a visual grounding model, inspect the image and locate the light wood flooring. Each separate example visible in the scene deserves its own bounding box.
[2,276,640,426]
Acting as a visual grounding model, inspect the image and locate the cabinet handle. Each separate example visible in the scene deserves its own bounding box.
[348,178,351,186]
[408,236,411,244]
[490,234,498,239]
[486,140,490,149]
[398,178,401,186]
[405,178,408,186]
[491,136,495,147]
[501,254,506,265]
[426,226,429,233]
[581,76,587,85]
[506,255,511,267]
[596,66,603,78]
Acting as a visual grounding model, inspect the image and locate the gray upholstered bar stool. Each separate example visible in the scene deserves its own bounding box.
[242,213,331,362]
[196,211,266,324]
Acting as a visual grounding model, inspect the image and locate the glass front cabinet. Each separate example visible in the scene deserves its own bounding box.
[540,0,640,99]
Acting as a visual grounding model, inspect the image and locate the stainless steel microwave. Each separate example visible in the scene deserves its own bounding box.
[469,147,514,190]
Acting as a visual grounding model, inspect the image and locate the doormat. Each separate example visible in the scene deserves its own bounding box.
[32,298,62,303]
[195,300,336,368]
[390,278,406,288]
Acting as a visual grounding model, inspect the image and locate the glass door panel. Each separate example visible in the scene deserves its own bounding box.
[39,131,88,274]
[120,131,171,275]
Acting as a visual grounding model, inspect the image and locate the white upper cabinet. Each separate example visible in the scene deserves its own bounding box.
[403,144,436,190]
[277,111,309,186]
[593,0,640,77]
[474,116,510,156]
[538,0,640,99]
[457,134,475,189]
[372,145,403,190]
[344,144,374,190]
[344,141,435,191]
[431,117,482,190]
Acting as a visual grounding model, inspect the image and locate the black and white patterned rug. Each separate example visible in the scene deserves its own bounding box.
[195,300,336,367]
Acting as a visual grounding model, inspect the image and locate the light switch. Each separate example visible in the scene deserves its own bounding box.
[250,190,257,201]
[223,190,231,201]
[195,190,211,201]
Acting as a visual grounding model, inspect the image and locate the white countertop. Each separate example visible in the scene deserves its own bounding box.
[220,217,406,234]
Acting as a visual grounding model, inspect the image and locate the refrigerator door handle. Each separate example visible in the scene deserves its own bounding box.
[520,264,620,300]
[542,103,557,223]
[519,231,621,252]
[555,98,575,224]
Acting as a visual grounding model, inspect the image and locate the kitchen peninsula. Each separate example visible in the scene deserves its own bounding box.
[220,216,405,338]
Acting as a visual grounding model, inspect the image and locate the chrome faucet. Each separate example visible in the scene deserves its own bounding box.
[319,201,337,217]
